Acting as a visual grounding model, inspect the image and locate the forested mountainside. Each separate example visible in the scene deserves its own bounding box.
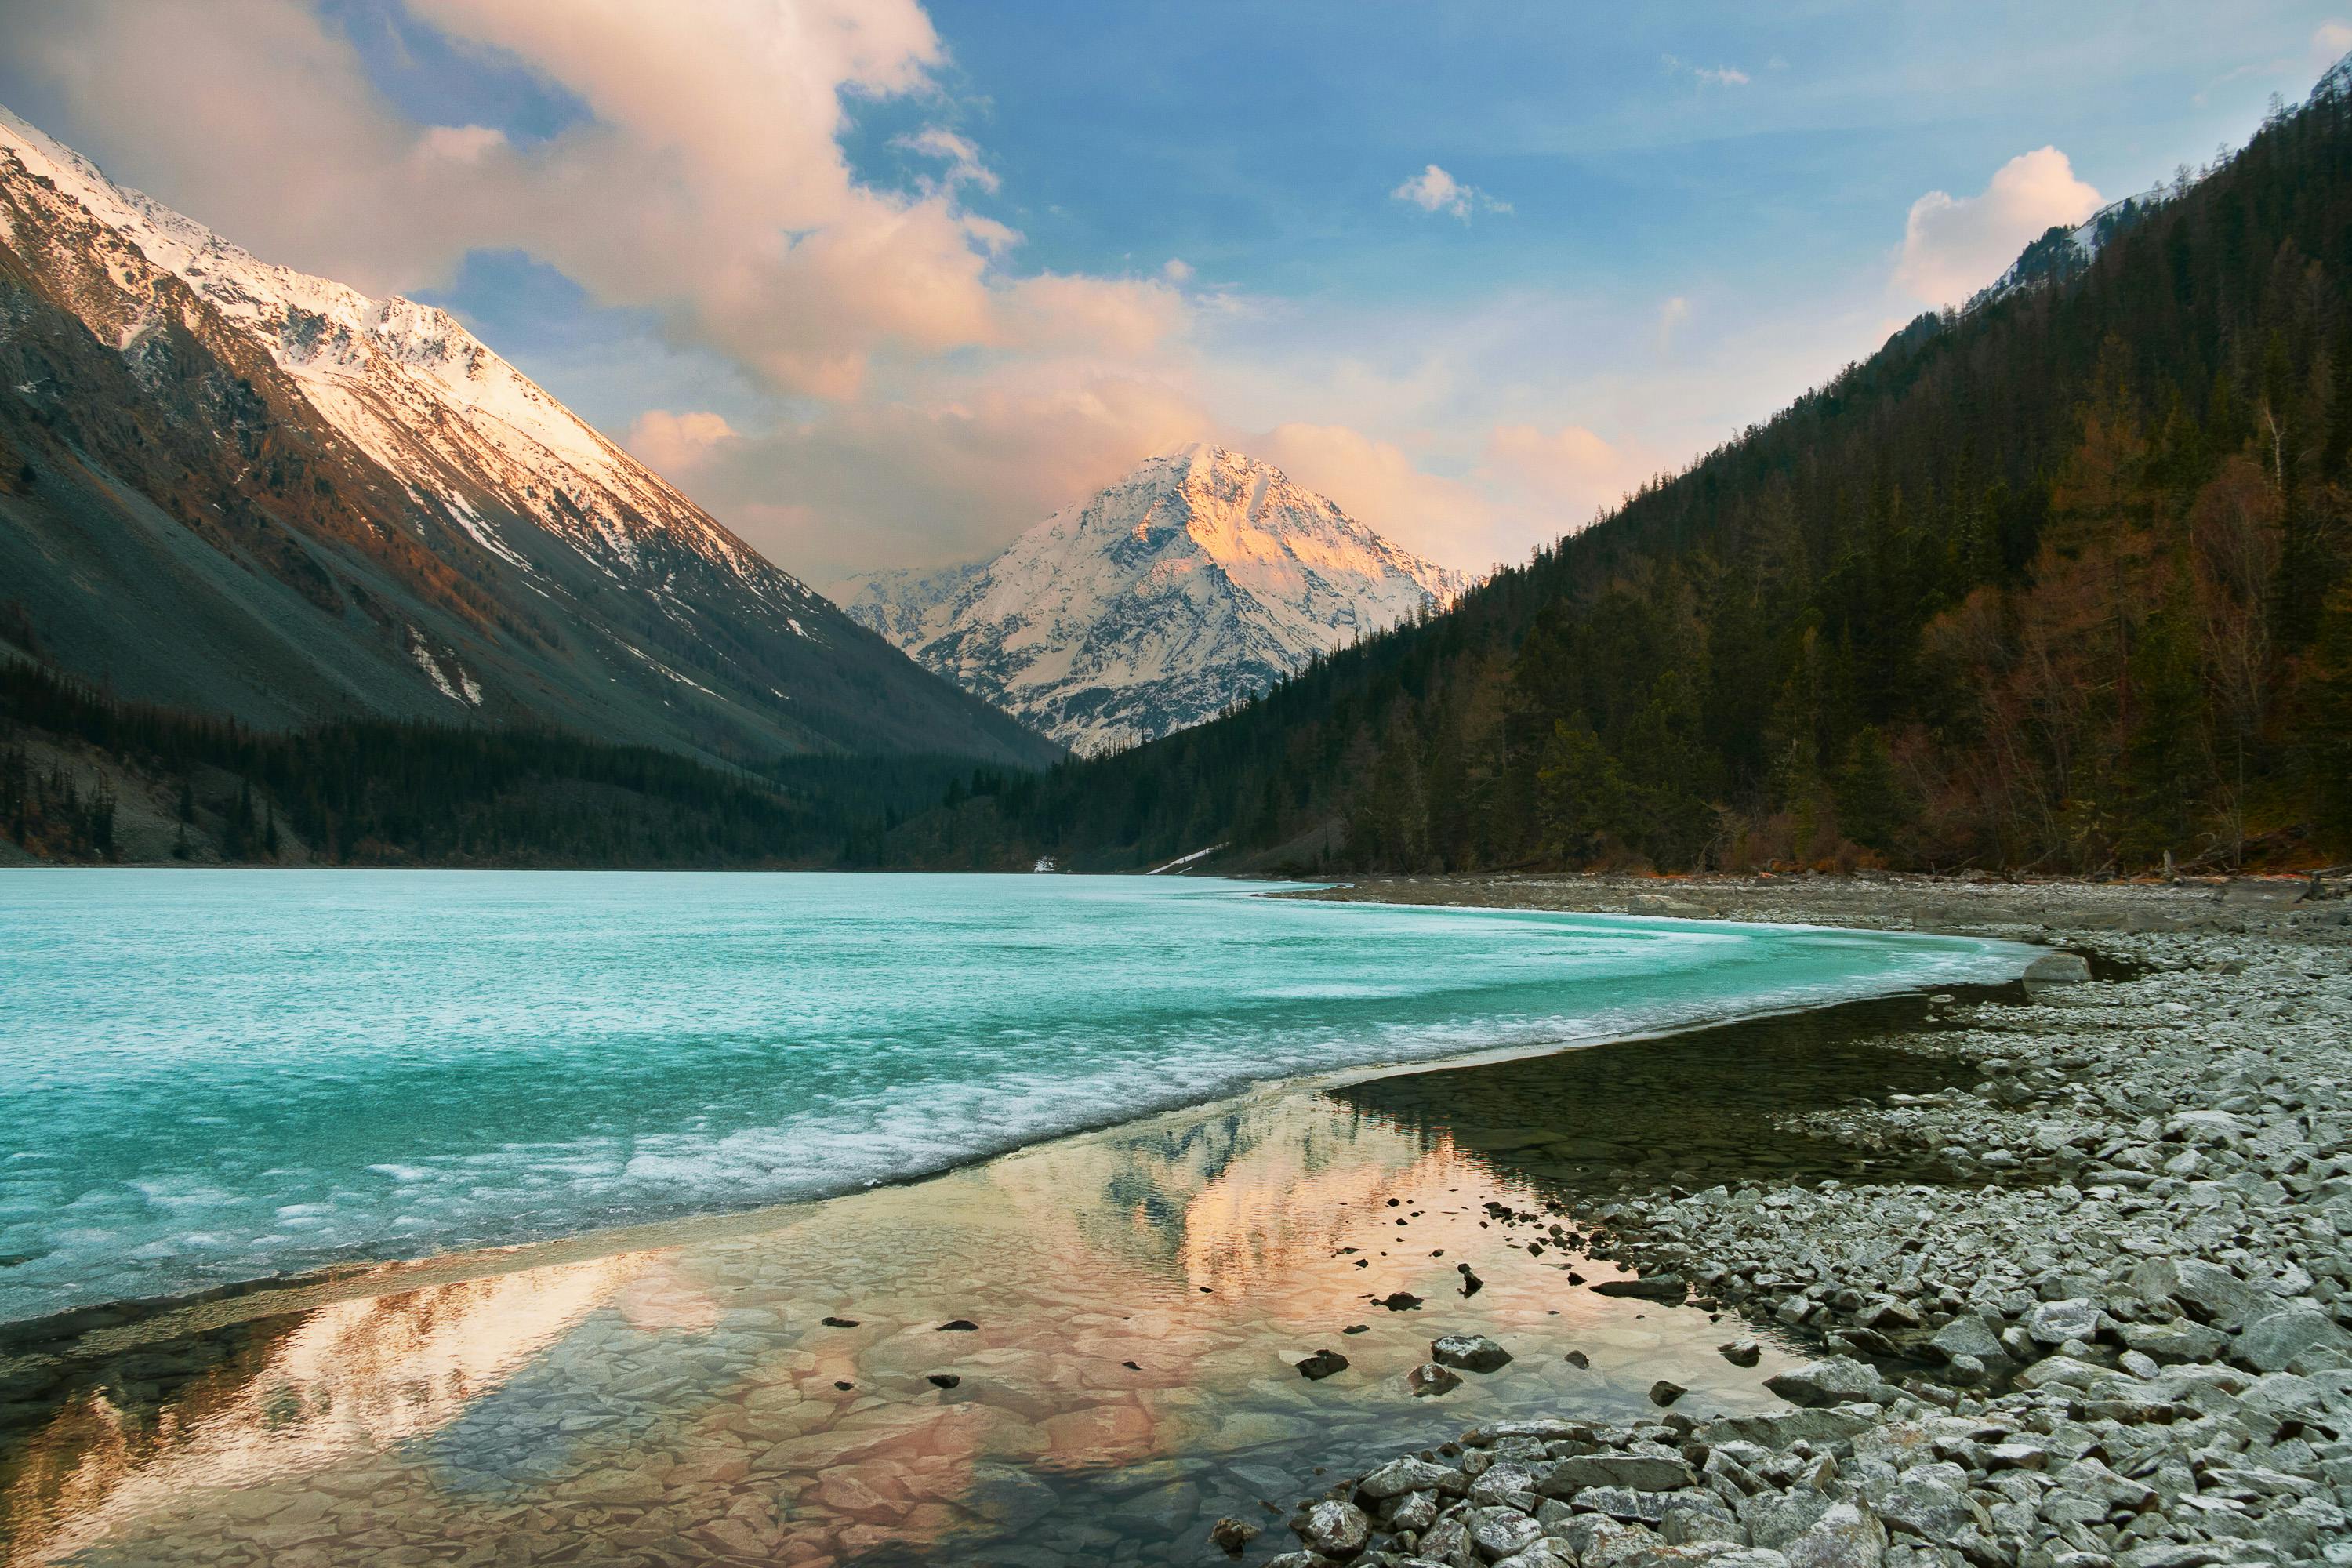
[891,82,2352,876]
[0,108,1053,773]
[0,659,972,868]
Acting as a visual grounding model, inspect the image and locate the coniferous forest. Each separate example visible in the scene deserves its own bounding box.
[896,87,2352,877]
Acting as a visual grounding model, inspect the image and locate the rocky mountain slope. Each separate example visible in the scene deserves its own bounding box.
[839,445,1473,752]
[0,107,1052,768]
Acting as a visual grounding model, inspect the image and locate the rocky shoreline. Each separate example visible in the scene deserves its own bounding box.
[1247,874,2352,1568]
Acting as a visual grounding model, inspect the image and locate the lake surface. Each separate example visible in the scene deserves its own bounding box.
[0,871,2038,1325]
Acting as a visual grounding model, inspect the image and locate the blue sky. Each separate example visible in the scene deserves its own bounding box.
[2,2,2345,579]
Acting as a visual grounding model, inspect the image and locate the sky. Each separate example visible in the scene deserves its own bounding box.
[1,2,2347,585]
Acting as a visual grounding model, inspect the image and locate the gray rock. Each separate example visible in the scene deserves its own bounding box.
[1871,1477,1988,1541]
[2025,1297,2107,1345]
[1721,1339,1763,1367]
[1737,1492,1834,1550]
[1651,1380,1688,1406]
[1700,1406,1883,1450]
[1560,1515,1664,1568]
[1432,1334,1514,1374]
[1467,1506,1544,1560]
[1538,1450,1699,1497]
[2024,953,2092,984]
[1388,1490,1440,1532]
[1762,1356,1901,1408]
[1470,1463,1541,1508]
[1777,1501,1886,1568]
[1360,1456,1464,1501]
[1927,1314,2009,1367]
[2118,1317,2232,1365]
[1295,1498,1372,1559]
[2130,1257,2273,1331]
[2237,1304,2352,1374]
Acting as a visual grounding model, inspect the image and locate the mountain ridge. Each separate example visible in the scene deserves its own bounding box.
[0,106,1054,769]
[839,445,1473,752]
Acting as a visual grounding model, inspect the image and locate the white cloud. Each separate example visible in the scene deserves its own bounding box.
[0,0,1171,401]
[895,126,999,194]
[1893,147,2102,307]
[1662,54,1751,87]
[1390,164,1510,220]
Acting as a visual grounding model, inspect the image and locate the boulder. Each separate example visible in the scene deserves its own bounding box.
[1432,1334,1514,1373]
[1538,1450,1699,1497]
[2024,953,2092,984]
[1871,1477,1988,1541]
[1466,1506,1544,1561]
[2129,1258,2271,1331]
[1359,1456,1464,1501]
[1763,1356,1902,1408]
[2237,1304,2352,1374]
[2118,1318,2232,1365]
[1595,1273,1690,1302]
[1777,1501,1886,1568]
[1720,1339,1763,1367]
[1406,1360,1462,1398]
[1700,1406,1883,1450]
[1296,1349,1350,1381]
[1294,1498,1371,1559]
[1927,1314,2009,1367]
[2024,1297,2105,1345]
[1210,1516,1260,1557]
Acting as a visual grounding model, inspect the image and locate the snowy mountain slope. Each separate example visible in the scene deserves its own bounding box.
[838,445,1475,753]
[0,107,1052,767]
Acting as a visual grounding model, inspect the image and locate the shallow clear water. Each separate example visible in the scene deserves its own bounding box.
[0,870,2036,1323]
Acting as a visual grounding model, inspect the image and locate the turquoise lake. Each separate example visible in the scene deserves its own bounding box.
[0,871,2039,1325]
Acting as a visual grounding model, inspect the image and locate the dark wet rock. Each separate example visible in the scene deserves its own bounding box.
[1406,1361,1461,1397]
[1538,1450,1697,1496]
[832,1380,853,1390]
[819,1316,859,1327]
[1594,1272,1689,1301]
[1719,1338,1762,1367]
[1297,1348,1351,1381]
[1210,1515,1261,1556]
[1343,1323,1370,1334]
[1379,1291,1423,1312]
[1430,1334,1512,1373]
[2024,952,2092,983]
[926,1373,960,1389]
[1294,1497,1372,1559]
[935,1318,979,1331]
[1650,1379,1686,1406]
[1458,1264,1485,1298]
[1565,1349,1591,1369]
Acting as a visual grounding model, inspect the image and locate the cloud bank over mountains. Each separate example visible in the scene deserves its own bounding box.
[0,2,2324,583]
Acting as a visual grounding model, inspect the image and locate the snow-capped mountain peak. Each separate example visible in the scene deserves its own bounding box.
[0,105,780,601]
[840,445,1477,753]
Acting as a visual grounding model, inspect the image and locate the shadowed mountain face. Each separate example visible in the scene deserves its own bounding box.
[0,109,1056,770]
[839,445,1474,753]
